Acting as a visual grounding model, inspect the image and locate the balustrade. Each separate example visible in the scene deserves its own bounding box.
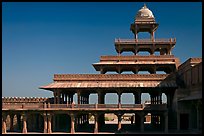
[115,38,176,44]
[2,103,167,110]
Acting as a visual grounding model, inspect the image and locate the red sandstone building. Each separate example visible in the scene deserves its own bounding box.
[2,4,202,134]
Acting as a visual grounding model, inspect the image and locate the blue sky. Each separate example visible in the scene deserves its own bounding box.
[2,2,202,104]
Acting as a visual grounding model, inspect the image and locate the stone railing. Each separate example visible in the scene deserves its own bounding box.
[53,74,169,81]
[100,55,177,62]
[2,103,167,111]
[115,38,176,44]
[2,97,49,103]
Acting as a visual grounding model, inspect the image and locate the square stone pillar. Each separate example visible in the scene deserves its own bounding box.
[47,114,52,133]
[43,113,47,133]
[77,91,81,104]
[139,112,144,132]
[2,114,7,133]
[22,114,27,133]
[70,113,75,134]
[117,114,122,131]
[94,114,98,133]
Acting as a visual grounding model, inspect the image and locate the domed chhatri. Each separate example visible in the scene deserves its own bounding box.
[130,4,158,39]
[135,4,155,21]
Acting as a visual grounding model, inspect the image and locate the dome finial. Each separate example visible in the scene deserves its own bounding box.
[143,3,147,8]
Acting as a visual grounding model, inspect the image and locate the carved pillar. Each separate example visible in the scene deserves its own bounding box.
[117,92,122,104]
[22,113,27,133]
[77,91,81,104]
[150,93,153,104]
[140,112,144,132]
[47,113,52,133]
[159,93,162,104]
[70,113,75,134]
[135,25,138,40]
[71,93,74,104]
[43,113,47,133]
[98,91,101,104]
[64,94,67,104]
[101,93,105,104]
[117,114,122,131]
[57,90,61,104]
[2,114,7,133]
[134,92,141,104]
[10,114,14,131]
[100,68,106,74]
[53,91,57,104]
[94,114,98,133]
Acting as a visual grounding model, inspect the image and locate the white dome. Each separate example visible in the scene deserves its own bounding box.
[136,4,154,20]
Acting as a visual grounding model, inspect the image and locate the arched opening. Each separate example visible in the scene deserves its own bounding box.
[76,113,92,133]
[105,93,118,104]
[138,71,150,74]
[154,51,160,55]
[137,51,151,56]
[121,51,135,56]
[121,71,134,74]
[121,93,134,104]
[141,93,151,104]
[105,113,117,123]
[105,71,119,74]
[156,71,166,74]
[89,93,98,104]
[53,114,70,132]
[27,113,43,132]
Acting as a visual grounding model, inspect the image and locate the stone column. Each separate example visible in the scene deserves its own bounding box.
[118,92,122,104]
[62,93,65,104]
[98,91,101,104]
[117,114,122,131]
[57,91,61,104]
[65,94,67,104]
[70,113,75,134]
[159,93,162,104]
[135,26,138,40]
[94,114,98,133]
[2,114,7,133]
[164,112,168,133]
[134,92,141,104]
[71,93,74,104]
[53,91,57,104]
[10,114,14,131]
[43,113,47,133]
[140,112,144,132]
[77,91,81,104]
[47,113,52,133]
[22,113,27,133]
